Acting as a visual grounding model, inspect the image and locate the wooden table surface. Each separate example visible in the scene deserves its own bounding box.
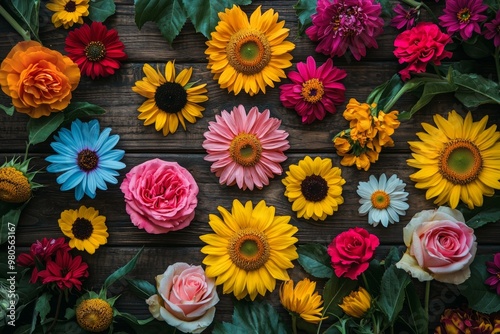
[1,0,499,332]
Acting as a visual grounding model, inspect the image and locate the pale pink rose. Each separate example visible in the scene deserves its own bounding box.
[146,263,219,333]
[396,206,477,284]
[120,158,199,234]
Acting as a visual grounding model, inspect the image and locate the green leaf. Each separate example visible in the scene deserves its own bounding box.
[62,102,106,124]
[383,246,402,268]
[409,81,457,116]
[114,311,154,326]
[452,70,500,107]
[322,275,358,318]
[27,112,65,146]
[377,265,411,325]
[182,0,252,39]
[459,255,500,313]
[0,0,41,42]
[462,35,494,59]
[466,208,500,229]
[399,282,428,334]
[297,243,333,279]
[103,247,144,290]
[363,259,384,297]
[34,292,52,325]
[125,277,157,300]
[0,104,15,116]
[294,0,317,35]
[213,300,288,334]
[0,203,25,245]
[88,0,116,22]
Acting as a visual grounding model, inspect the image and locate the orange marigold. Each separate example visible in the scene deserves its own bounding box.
[0,41,80,118]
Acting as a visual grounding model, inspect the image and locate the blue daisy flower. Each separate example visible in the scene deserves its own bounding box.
[46,119,126,201]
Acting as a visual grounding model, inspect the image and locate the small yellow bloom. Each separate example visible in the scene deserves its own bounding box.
[0,167,31,203]
[46,0,89,29]
[76,298,113,332]
[339,287,371,318]
[280,278,327,324]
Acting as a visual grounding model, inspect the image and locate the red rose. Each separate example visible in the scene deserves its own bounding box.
[327,227,380,280]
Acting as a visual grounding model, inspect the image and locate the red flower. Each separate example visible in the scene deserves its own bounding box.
[37,249,89,291]
[65,21,127,79]
[327,227,379,280]
[393,22,453,81]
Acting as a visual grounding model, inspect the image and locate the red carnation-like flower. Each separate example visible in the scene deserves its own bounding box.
[65,21,127,79]
[393,22,453,81]
[37,249,89,291]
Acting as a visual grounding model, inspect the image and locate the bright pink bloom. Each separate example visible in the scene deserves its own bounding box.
[37,249,89,291]
[202,105,290,191]
[485,253,500,295]
[438,0,488,40]
[394,22,453,81]
[305,0,384,60]
[327,227,379,280]
[279,57,346,124]
[120,159,199,234]
[484,10,500,47]
[390,4,418,30]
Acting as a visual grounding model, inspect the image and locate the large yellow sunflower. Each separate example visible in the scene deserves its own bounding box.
[407,111,500,209]
[46,0,89,29]
[200,199,298,300]
[205,5,295,96]
[132,62,208,136]
[280,278,326,324]
[58,206,109,254]
[282,156,346,221]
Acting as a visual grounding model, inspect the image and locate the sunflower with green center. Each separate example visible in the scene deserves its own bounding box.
[58,206,108,254]
[200,199,298,301]
[132,62,208,136]
[407,111,500,209]
[280,278,327,324]
[282,156,346,221]
[205,5,295,96]
[0,157,42,203]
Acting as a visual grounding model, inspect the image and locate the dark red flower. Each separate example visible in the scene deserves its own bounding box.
[37,249,89,291]
[485,253,500,295]
[484,10,500,48]
[65,21,127,79]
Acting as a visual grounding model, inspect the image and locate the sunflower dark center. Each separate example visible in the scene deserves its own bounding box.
[457,8,471,22]
[154,82,187,113]
[84,41,106,62]
[77,149,99,172]
[72,218,93,240]
[301,175,328,202]
[65,0,76,12]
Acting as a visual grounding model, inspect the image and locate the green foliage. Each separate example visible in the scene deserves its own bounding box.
[377,265,411,325]
[294,0,316,35]
[297,243,334,279]
[103,247,144,290]
[466,208,500,229]
[0,202,25,244]
[88,0,116,22]
[462,35,494,59]
[34,292,52,325]
[322,275,358,318]
[0,0,41,42]
[0,104,14,116]
[452,70,500,107]
[125,277,157,300]
[399,282,428,334]
[213,300,288,334]
[458,255,500,314]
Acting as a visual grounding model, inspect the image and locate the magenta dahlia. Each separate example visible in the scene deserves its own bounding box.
[305,0,384,61]
[484,10,500,47]
[438,0,488,40]
[485,253,500,295]
[390,4,418,30]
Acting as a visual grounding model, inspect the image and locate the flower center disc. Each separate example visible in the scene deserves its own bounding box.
[154,82,187,113]
[229,229,270,271]
[65,0,76,12]
[301,175,329,202]
[229,133,262,166]
[439,139,482,185]
[0,167,31,203]
[78,149,99,172]
[226,29,271,75]
[302,78,324,103]
[370,190,390,209]
[457,8,471,22]
[72,218,94,240]
[77,299,113,332]
[84,41,106,62]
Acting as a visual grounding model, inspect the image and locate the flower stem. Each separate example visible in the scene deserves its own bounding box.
[46,290,63,333]
[292,314,298,334]
[494,46,500,84]
[0,5,31,41]
[362,273,370,291]
[424,280,431,317]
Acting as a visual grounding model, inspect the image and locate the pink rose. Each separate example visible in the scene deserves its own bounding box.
[120,158,199,234]
[146,263,219,333]
[396,207,477,284]
[327,227,380,280]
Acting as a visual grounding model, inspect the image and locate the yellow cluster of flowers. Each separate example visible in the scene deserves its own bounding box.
[333,98,400,171]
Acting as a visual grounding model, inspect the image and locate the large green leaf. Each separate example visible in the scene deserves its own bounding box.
[103,247,144,290]
[88,0,116,22]
[398,282,428,334]
[182,0,252,39]
[0,202,25,244]
[322,275,358,318]
[452,70,500,107]
[125,277,157,300]
[294,0,317,35]
[0,0,41,42]
[27,113,65,146]
[377,265,411,325]
[0,104,14,116]
[466,208,500,229]
[213,300,288,334]
[462,35,493,59]
[62,102,106,124]
[409,81,457,116]
[363,259,384,297]
[34,292,52,325]
[297,243,333,279]
[458,255,500,313]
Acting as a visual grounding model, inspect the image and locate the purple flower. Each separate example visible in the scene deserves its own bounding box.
[484,10,500,47]
[485,253,500,295]
[390,4,418,30]
[438,0,488,40]
[305,0,384,61]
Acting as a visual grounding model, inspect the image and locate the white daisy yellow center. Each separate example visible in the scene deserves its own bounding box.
[301,78,324,103]
[229,133,262,167]
[228,228,270,271]
[226,29,271,75]
[439,139,482,185]
[370,190,390,209]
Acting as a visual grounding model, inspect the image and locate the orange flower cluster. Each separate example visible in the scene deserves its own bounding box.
[333,98,400,171]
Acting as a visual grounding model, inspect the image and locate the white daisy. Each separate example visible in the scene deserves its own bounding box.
[357,174,409,227]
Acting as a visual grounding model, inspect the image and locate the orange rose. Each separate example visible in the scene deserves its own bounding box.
[0,41,80,118]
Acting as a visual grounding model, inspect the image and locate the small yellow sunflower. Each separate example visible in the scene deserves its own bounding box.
[339,287,372,319]
[205,5,295,96]
[280,278,327,324]
[200,199,298,300]
[132,62,208,136]
[46,0,89,29]
[407,111,500,209]
[0,157,41,203]
[282,156,346,221]
[76,297,113,332]
[58,206,108,254]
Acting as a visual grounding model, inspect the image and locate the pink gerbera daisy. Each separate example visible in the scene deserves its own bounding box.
[438,0,488,40]
[202,105,290,190]
[305,0,384,61]
[280,56,346,124]
[484,10,500,47]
